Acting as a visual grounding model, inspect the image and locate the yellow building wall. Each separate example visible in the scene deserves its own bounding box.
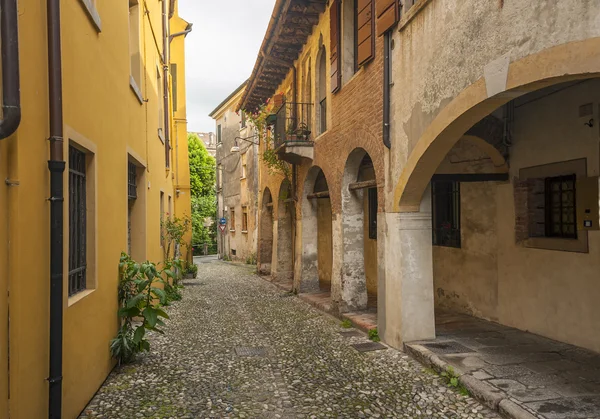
[0,140,9,418]
[3,1,190,417]
[170,8,193,262]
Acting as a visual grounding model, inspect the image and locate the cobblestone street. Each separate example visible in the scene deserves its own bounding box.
[80,260,499,418]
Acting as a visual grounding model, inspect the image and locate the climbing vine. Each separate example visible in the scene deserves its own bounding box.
[243,95,291,180]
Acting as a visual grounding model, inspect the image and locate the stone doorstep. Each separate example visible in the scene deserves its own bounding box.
[298,293,333,314]
[404,343,538,419]
[341,312,377,333]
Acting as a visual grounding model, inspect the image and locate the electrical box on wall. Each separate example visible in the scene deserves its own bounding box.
[576,176,599,231]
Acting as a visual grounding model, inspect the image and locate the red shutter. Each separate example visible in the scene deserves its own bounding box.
[330,0,342,93]
[376,0,399,36]
[357,0,375,66]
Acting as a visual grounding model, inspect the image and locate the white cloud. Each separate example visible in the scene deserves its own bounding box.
[179,0,276,133]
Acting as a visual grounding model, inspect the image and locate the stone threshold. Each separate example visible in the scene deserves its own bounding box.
[404,343,539,419]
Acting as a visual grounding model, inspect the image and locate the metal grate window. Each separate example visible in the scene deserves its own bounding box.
[128,162,137,200]
[545,175,577,239]
[432,180,461,248]
[368,187,377,239]
[69,146,87,296]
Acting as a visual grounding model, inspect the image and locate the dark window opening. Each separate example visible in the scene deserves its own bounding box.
[128,162,137,200]
[368,187,377,239]
[241,111,246,128]
[432,180,461,248]
[545,175,577,239]
[69,146,87,296]
[217,124,222,144]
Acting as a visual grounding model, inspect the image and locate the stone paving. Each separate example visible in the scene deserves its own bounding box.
[80,260,499,418]
[408,312,600,419]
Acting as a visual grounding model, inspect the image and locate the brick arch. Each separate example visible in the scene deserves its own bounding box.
[394,37,600,212]
[313,126,385,214]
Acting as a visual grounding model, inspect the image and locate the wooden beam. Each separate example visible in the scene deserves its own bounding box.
[265,202,273,208]
[348,180,377,190]
[431,173,509,182]
[307,191,330,199]
[282,198,295,203]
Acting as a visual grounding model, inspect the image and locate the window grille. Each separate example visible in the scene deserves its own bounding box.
[128,162,137,200]
[69,146,87,296]
[545,175,577,239]
[368,188,377,239]
[432,180,461,248]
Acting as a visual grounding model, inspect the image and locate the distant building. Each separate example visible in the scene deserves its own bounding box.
[190,132,217,157]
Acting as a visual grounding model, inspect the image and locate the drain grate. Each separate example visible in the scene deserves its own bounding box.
[235,346,268,357]
[339,331,363,338]
[422,341,475,354]
[351,342,387,352]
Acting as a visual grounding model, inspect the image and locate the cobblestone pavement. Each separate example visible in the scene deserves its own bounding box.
[80,261,500,419]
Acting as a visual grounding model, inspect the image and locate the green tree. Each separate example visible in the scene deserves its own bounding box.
[188,133,217,253]
[188,133,216,197]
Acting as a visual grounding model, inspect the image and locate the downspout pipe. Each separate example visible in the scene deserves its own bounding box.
[47,0,65,417]
[162,0,170,168]
[0,0,21,139]
[382,32,391,149]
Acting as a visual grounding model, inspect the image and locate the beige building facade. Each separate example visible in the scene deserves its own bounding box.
[236,0,600,360]
[210,82,260,262]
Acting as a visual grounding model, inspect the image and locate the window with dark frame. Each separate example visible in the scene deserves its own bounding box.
[69,146,87,296]
[368,187,377,239]
[432,180,461,248]
[128,162,137,200]
[242,206,248,232]
[545,174,577,239]
[230,209,236,231]
[217,124,222,144]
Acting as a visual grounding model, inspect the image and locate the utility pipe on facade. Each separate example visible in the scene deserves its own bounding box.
[382,32,391,149]
[0,0,21,139]
[47,0,65,417]
[162,0,171,167]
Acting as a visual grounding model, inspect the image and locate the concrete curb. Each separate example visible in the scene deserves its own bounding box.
[404,344,538,419]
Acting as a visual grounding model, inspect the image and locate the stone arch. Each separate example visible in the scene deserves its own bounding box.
[394,37,600,212]
[272,179,294,285]
[258,187,274,275]
[298,166,333,293]
[340,148,378,312]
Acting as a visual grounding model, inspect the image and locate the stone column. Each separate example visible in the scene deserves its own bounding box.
[382,190,435,349]
[329,213,343,312]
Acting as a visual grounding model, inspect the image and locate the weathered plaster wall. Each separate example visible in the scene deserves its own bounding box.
[496,80,600,352]
[388,0,600,210]
[433,182,499,321]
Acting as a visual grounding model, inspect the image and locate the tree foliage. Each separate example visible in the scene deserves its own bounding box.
[188,133,216,197]
[188,133,217,251]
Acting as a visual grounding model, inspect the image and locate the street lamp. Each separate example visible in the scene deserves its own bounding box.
[230,135,260,153]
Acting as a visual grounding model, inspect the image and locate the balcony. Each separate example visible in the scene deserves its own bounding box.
[272,101,314,164]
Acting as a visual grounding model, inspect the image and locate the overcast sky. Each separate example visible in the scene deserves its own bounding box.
[179,0,276,134]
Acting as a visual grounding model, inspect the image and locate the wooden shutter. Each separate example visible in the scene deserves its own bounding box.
[357,0,375,66]
[329,0,342,93]
[376,0,399,36]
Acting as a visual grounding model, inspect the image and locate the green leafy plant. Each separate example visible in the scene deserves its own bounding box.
[245,252,257,265]
[110,253,171,365]
[368,328,381,342]
[341,319,353,329]
[186,262,198,278]
[222,254,232,262]
[440,366,469,396]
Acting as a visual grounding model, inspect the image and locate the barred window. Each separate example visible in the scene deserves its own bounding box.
[545,175,577,239]
[128,162,137,200]
[69,146,87,296]
[432,181,461,248]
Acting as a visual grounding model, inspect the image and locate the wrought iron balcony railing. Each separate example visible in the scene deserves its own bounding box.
[273,101,314,149]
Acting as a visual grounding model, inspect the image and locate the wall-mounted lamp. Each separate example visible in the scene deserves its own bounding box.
[230,135,260,153]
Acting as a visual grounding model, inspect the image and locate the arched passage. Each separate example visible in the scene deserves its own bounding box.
[258,187,273,275]
[394,37,600,212]
[272,179,294,287]
[299,166,333,293]
[341,148,378,313]
[388,42,600,352]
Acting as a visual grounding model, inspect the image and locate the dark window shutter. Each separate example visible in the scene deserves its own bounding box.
[376,0,399,36]
[330,0,342,93]
[357,0,375,66]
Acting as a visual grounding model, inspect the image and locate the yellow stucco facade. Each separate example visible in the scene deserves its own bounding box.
[0,0,191,417]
